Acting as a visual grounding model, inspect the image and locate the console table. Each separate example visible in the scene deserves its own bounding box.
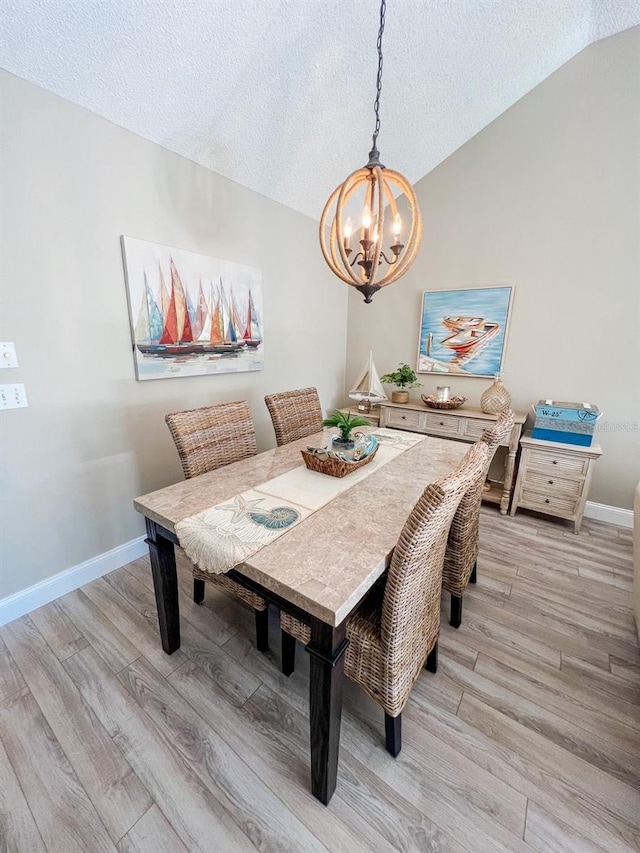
[379,401,526,514]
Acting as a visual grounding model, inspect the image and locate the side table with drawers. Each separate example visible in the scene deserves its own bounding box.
[378,401,526,514]
[510,431,602,533]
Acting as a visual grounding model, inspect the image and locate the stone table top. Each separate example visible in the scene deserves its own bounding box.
[134,430,468,626]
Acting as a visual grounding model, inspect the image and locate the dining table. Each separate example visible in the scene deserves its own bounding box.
[133,427,467,805]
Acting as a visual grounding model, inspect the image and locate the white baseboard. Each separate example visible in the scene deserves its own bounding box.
[584,501,633,529]
[0,499,633,627]
[0,535,148,627]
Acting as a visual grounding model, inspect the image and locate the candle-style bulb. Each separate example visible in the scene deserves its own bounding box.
[393,213,402,238]
[362,205,372,230]
[343,217,353,240]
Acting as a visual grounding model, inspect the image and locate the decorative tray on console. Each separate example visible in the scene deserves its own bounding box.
[421,394,467,410]
[301,435,379,478]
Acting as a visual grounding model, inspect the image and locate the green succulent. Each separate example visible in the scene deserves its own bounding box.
[322,409,371,442]
[380,363,421,389]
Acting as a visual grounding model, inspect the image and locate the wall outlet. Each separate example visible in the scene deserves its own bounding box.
[0,384,28,409]
[0,342,18,368]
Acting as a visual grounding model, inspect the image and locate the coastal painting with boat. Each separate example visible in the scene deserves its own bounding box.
[122,237,263,381]
[417,286,513,378]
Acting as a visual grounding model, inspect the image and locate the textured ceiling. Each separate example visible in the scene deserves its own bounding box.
[1,1,638,219]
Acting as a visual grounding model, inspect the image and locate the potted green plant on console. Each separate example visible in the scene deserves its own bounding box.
[380,363,421,404]
[322,410,371,457]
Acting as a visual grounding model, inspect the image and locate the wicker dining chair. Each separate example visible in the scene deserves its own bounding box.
[264,387,323,446]
[165,401,269,651]
[280,441,489,757]
[443,410,515,628]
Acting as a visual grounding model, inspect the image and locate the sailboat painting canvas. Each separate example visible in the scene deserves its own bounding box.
[121,236,263,381]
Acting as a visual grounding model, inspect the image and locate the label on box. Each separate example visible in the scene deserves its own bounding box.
[534,402,599,425]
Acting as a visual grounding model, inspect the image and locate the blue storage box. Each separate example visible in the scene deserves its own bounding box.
[532,400,600,447]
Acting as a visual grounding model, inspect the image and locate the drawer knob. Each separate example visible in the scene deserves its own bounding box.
[439,421,444,426]
[548,479,554,485]
[545,499,550,504]
[552,460,558,465]
[401,415,406,420]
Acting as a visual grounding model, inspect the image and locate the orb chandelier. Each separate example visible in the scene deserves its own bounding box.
[319,0,422,304]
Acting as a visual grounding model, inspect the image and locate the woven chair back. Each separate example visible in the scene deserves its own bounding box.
[165,401,257,480]
[265,387,323,446]
[381,442,489,676]
[480,409,515,456]
[443,409,515,595]
[452,408,515,531]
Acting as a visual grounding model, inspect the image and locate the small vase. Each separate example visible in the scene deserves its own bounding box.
[331,437,356,459]
[480,374,511,414]
[391,390,409,404]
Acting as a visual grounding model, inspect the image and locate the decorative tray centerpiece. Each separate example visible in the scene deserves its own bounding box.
[301,434,379,478]
[421,394,467,410]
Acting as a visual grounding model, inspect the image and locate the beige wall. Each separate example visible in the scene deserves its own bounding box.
[346,27,640,510]
[0,72,347,599]
[1,27,638,602]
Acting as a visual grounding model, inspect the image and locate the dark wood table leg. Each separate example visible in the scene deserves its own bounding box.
[145,518,180,654]
[306,618,348,805]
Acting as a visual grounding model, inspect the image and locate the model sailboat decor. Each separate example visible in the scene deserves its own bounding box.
[122,237,263,381]
[349,352,388,412]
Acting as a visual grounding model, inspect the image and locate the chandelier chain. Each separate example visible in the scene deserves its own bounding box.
[371,0,386,154]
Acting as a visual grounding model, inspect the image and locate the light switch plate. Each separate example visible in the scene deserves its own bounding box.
[0,342,18,368]
[0,383,28,409]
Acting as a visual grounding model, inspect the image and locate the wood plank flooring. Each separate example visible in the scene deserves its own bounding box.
[1,509,639,852]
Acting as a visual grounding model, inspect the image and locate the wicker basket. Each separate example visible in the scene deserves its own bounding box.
[301,445,379,478]
[421,394,466,410]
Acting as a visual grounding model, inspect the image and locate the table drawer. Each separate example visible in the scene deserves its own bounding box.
[521,470,583,499]
[520,488,578,518]
[461,418,489,440]
[422,412,462,437]
[525,449,588,478]
[384,408,424,430]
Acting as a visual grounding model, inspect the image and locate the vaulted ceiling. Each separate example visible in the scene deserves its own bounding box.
[1,1,637,219]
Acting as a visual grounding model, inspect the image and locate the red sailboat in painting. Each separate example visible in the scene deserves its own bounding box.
[157,259,201,355]
[199,281,245,354]
[137,258,201,356]
[243,290,262,348]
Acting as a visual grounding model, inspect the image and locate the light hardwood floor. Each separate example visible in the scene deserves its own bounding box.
[1,509,639,852]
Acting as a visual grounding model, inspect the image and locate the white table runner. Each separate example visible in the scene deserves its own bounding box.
[176,429,424,576]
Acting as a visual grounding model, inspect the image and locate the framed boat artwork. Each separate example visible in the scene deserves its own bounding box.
[416,285,514,378]
[121,237,263,381]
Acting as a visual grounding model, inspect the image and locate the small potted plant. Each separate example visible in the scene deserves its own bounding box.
[322,409,371,457]
[380,363,421,404]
